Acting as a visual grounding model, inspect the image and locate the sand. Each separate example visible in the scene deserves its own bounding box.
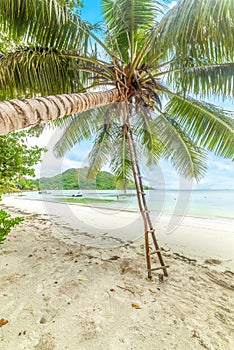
[0,199,233,350]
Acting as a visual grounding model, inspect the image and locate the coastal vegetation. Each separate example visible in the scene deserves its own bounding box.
[32,167,149,191]
[0,0,233,275]
[0,210,23,244]
[39,168,120,190]
[0,132,44,243]
[0,132,44,194]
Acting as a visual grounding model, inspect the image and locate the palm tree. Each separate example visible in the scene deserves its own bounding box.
[0,0,233,277]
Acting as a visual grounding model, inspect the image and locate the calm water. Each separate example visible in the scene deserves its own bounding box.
[12,189,234,220]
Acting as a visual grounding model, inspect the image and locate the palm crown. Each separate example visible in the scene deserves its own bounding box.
[0,0,233,184]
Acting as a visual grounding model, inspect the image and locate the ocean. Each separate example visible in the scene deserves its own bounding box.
[11,189,234,220]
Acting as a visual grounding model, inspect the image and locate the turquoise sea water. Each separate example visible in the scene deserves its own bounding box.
[11,189,234,220]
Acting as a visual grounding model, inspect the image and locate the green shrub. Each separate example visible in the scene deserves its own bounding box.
[0,210,23,244]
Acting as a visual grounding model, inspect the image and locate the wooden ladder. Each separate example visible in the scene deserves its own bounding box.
[124,122,169,279]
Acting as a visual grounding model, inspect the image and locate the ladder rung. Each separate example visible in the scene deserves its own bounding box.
[148,265,169,272]
[140,192,145,195]
[136,174,143,178]
[143,210,150,213]
[148,250,161,256]
[148,229,155,233]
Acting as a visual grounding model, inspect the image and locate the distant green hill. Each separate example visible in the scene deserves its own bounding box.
[30,167,141,190]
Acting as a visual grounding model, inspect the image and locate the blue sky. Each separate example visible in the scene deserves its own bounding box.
[82,0,102,23]
[32,0,234,190]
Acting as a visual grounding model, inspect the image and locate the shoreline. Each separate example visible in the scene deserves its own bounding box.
[6,187,234,221]
[0,203,233,349]
[1,197,234,272]
[4,194,234,221]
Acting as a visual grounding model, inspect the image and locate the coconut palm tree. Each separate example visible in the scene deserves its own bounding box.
[0,0,233,277]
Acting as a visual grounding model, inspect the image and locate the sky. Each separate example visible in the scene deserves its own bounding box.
[30,0,234,190]
[82,0,102,23]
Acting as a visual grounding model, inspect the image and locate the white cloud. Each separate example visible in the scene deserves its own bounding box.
[62,159,87,171]
[29,127,91,178]
[212,161,234,171]
[169,1,177,8]
[26,126,63,148]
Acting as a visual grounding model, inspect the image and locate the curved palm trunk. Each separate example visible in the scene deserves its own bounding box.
[0,89,120,136]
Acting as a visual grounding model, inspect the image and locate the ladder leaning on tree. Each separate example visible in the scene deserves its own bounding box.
[123,106,169,279]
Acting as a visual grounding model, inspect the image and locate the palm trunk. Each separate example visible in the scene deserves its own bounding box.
[0,89,120,136]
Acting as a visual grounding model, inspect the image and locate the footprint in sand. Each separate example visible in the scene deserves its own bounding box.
[34,332,56,350]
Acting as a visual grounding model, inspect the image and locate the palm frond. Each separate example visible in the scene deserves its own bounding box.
[109,126,133,189]
[87,124,114,179]
[102,0,167,62]
[151,0,234,62]
[0,48,90,99]
[153,110,208,180]
[27,124,47,137]
[165,95,234,159]
[0,0,89,52]
[0,47,116,100]
[53,108,106,158]
[167,62,234,99]
[134,110,164,166]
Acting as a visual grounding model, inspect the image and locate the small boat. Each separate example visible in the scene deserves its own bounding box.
[72,192,83,198]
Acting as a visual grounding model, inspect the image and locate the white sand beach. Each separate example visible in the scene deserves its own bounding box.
[0,198,234,349]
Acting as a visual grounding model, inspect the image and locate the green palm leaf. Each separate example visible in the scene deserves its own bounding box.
[0,48,88,99]
[151,0,234,62]
[0,0,89,52]
[53,108,106,158]
[0,47,115,99]
[87,124,114,179]
[109,126,133,189]
[153,110,208,180]
[102,0,167,62]
[165,95,234,159]
[167,63,234,99]
[134,110,164,166]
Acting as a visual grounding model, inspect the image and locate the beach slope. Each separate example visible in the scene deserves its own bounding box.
[0,202,233,350]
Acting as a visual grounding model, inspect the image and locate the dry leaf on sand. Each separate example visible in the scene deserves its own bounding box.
[0,319,8,327]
